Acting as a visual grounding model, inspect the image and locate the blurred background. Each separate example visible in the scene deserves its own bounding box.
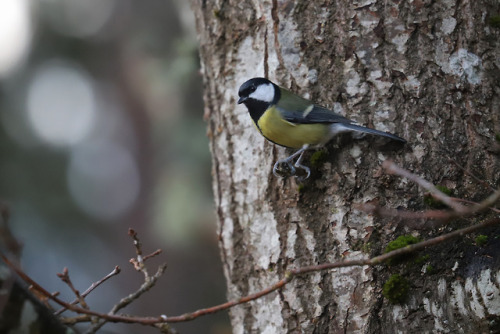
[0,0,230,333]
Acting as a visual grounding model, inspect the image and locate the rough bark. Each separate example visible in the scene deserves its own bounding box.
[193,0,500,333]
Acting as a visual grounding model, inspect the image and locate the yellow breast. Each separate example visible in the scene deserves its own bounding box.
[256,107,329,149]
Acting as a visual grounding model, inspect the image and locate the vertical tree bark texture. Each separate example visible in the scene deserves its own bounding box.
[193,1,500,333]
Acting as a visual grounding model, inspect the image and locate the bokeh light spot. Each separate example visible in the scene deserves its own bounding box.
[27,60,97,147]
[0,0,31,78]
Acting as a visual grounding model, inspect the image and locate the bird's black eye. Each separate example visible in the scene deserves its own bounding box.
[249,85,256,92]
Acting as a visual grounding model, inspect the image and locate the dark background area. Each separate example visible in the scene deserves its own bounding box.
[0,1,229,333]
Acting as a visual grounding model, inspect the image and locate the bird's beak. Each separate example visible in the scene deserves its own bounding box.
[237,96,247,104]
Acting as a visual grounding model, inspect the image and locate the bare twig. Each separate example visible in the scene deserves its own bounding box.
[356,204,453,220]
[87,264,168,333]
[57,268,88,309]
[451,197,500,213]
[359,189,500,222]
[466,187,500,214]
[381,160,500,218]
[448,158,496,192]
[28,285,56,311]
[143,249,163,262]
[61,314,92,325]
[87,230,168,333]
[1,253,165,324]
[113,265,167,313]
[358,191,500,220]
[382,160,468,213]
[55,266,121,316]
[128,228,145,271]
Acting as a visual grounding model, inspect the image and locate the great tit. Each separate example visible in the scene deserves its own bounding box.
[237,77,406,179]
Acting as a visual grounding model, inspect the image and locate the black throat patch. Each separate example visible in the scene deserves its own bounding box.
[245,99,271,126]
[243,83,281,127]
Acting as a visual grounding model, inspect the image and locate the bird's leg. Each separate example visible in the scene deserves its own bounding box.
[294,149,311,180]
[273,144,310,178]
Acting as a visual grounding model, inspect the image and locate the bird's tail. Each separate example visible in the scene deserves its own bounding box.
[332,123,406,143]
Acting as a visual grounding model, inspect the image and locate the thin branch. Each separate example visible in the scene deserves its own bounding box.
[87,230,168,333]
[451,197,500,213]
[0,254,157,324]
[380,160,500,219]
[448,158,497,192]
[162,273,294,322]
[382,160,468,213]
[466,187,500,214]
[143,249,163,262]
[55,266,121,316]
[87,264,168,333]
[57,268,88,309]
[356,203,453,220]
[128,228,161,277]
[359,190,500,221]
[60,314,92,325]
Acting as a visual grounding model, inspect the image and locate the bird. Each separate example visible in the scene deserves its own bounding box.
[237,77,406,179]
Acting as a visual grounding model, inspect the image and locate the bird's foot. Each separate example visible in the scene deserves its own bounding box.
[273,159,296,177]
[294,162,310,181]
[272,156,311,180]
[272,145,312,180]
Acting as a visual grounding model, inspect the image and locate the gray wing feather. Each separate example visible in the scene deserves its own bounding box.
[276,88,351,124]
[282,104,352,124]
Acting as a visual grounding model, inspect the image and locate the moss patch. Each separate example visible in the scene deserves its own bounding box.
[385,235,421,253]
[475,234,488,246]
[384,235,421,264]
[383,274,409,304]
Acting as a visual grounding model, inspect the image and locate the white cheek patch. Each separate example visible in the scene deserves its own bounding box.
[249,83,275,102]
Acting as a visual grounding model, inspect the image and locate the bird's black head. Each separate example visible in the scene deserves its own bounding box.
[238,77,275,104]
[237,77,279,123]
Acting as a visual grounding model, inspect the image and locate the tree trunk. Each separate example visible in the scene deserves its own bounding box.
[193,1,500,333]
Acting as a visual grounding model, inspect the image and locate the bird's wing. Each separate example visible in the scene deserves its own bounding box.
[276,88,351,125]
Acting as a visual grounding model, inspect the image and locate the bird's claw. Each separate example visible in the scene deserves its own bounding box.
[295,164,311,181]
[272,160,311,180]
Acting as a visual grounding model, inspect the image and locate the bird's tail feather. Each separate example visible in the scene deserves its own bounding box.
[334,123,406,143]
